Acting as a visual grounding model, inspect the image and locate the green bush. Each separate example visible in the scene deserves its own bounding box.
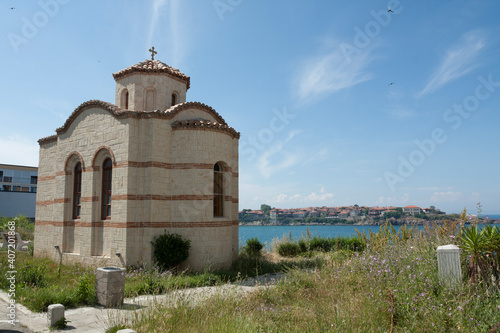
[309,236,333,252]
[337,236,366,252]
[74,272,97,305]
[18,260,47,287]
[298,239,308,253]
[278,242,301,257]
[152,231,191,270]
[241,237,264,257]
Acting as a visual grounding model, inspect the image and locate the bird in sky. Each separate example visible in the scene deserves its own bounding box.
[389,82,394,86]
[388,6,393,13]
[10,7,15,10]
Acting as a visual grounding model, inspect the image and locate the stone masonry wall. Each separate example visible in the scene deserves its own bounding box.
[36,104,239,271]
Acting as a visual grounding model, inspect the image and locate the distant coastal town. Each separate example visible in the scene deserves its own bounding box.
[239,204,494,226]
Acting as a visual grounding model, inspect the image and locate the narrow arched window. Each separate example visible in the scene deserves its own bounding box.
[72,162,82,219]
[101,158,112,219]
[213,163,223,217]
[171,93,176,107]
[121,89,129,109]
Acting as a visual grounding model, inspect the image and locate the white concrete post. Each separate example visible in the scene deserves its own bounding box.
[117,330,137,333]
[437,244,462,288]
[47,304,65,327]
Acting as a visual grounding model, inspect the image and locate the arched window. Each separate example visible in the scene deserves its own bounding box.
[213,163,223,217]
[72,162,82,219]
[121,89,129,109]
[171,93,177,107]
[101,158,112,219]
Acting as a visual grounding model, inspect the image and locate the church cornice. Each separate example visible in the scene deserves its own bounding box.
[38,135,57,145]
[56,100,122,135]
[171,119,240,139]
[43,100,238,141]
[165,102,228,125]
[112,59,191,90]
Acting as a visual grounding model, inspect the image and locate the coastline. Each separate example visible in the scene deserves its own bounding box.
[239,219,500,227]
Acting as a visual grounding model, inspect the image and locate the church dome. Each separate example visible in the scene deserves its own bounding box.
[113,59,190,89]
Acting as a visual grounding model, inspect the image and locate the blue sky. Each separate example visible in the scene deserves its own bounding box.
[1,0,499,214]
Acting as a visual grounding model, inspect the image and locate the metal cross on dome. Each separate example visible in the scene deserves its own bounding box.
[149,46,157,60]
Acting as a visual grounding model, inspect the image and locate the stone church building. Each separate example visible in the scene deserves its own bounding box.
[34,54,240,271]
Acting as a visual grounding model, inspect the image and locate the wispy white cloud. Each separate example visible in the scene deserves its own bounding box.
[147,0,188,66]
[147,0,167,48]
[418,30,486,97]
[376,193,410,206]
[418,186,454,191]
[257,130,302,178]
[294,47,375,105]
[430,191,463,203]
[273,188,335,206]
[0,134,39,166]
[31,97,73,120]
[386,108,417,118]
[300,147,330,165]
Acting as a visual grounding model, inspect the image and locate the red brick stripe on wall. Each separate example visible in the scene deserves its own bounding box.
[38,175,56,182]
[111,194,221,201]
[39,161,238,181]
[81,196,99,202]
[37,195,237,205]
[36,220,239,228]
[36,198,69,206]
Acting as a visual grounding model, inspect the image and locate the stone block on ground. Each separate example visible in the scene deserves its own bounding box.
[47,303,65,327]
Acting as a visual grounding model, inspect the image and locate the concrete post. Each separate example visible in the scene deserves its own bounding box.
[96,266,126,307]
[117,330,137,333]
[437,244,462,288]
[47,304,65,327]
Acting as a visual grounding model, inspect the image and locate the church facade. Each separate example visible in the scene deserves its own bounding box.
[34,56,240,271]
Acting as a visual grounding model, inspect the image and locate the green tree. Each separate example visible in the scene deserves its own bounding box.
[260,204,272,215]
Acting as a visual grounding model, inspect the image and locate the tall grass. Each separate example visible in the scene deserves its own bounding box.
[120,223,500,332]
[0,252,98,312]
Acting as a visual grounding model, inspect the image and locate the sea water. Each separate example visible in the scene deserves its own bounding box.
[239,221,498,249]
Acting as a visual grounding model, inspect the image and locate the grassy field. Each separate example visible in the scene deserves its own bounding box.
[2,214,500,332]
[114,222,500,332]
